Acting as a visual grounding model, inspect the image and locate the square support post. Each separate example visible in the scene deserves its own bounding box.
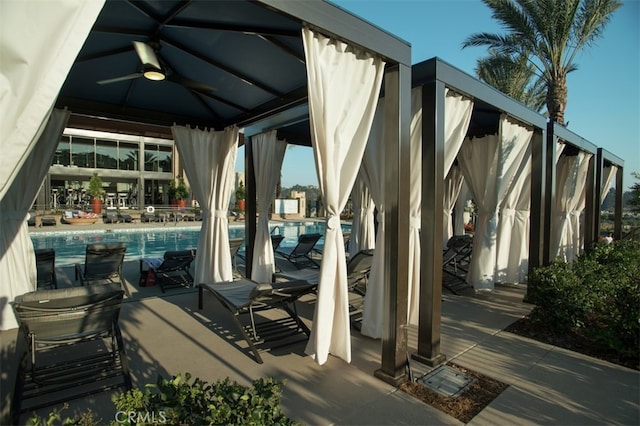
[593,148,605,241]
[542,122,557,266]
[584,153,597,252]
[374,63,411,386]
[528,129,546,297]
[412,80,445,367]
[245,138,257,278]
[614,167,623,240]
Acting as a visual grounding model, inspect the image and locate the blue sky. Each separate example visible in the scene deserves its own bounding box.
[237,0,639,190]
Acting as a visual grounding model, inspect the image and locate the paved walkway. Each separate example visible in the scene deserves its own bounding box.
[1,220,638,424]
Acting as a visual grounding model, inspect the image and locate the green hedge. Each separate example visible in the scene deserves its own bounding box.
[29,374,300,426]
[527,240,640,357]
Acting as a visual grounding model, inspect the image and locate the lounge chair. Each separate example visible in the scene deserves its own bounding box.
[27,211,36,227]
[313,231,351,257]
[75,243,129,296]
[198,278,317,364]
[229,237,244,278]
[11,284,132,421]
[275,233,322,269]
[103,211,119,223]
[140,211,156,222]
[140,249,195,292]
[271,234,285,251]
[40,217,56,227]
[35,248,57,290]
[119,213,133,223]
[277,249,374,316]
[442,235,473,295]
[277,249,373,289]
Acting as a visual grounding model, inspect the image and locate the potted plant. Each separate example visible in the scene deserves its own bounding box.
[174,176,190,209]
[235,181,246,212]
[86,172,105,214]
[168,179,177,205]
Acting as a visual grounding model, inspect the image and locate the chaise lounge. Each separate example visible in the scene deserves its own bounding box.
[11,284,132,422]
[198,278,317,364]
[139,249,195,292]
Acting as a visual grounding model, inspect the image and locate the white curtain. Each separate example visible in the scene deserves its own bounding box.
[443,90,474,178]
[454,180,470,236]
[361,87,473,335]
[0,109,70,330]
[302,27,385,364]
[601,165,618,204]
[250,131,287,283]
[359,100,387,339]
[407,87,423,326]
[348,175,375,259]
[443,166,464,248]
[172,125,239,283]
[0,0,104,201]
[495,120,534,284]
[458,115,531,291]
[551,151,592,263]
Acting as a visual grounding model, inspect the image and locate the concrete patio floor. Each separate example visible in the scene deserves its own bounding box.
[2,227,639,425]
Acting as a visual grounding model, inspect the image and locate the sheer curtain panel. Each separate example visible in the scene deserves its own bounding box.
[359,100,387,339]
[552,151,592,263]
[495,119,533,284]
[172,125,239,283]
[601,165,618,204]
[348,175,375,259]
[443,166,465,248]
[458,115,530,291]
[0,109,69,330]
[302,27,385,364]
[0,0,104,201]
[251,131,287,283]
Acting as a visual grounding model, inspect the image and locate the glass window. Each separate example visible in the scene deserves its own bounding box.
[53,136,71,166]
[158,146,172,173]
[96,140,118,169]
[71,137,95,168]
[144,144,158,172]
[119,142,138,171]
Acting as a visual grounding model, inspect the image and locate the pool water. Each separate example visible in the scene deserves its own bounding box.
[30,221,350,267]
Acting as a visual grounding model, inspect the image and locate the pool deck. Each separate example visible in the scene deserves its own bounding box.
[3,215,638,425]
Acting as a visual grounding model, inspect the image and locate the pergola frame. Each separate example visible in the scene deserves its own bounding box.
[594,148,625,240]
[2,0,627,393]
[410,58,549,366]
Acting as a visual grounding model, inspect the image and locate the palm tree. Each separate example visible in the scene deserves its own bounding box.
[475,50,547,112]
[463,0,622,124]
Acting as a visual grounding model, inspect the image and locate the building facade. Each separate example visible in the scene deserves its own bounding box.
[35,128,179,211]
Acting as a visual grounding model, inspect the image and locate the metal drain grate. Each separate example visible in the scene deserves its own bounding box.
[417,365,476,397]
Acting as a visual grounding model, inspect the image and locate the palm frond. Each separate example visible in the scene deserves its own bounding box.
[464,0,622,123]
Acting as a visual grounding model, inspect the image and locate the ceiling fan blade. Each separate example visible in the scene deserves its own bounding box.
[97,73,143,85]
[133,41,162,70]
[166,73,216,93]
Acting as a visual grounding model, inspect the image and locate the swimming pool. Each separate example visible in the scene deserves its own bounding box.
[30,221,350,267]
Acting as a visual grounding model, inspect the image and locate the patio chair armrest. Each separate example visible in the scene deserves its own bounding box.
[75,263,83,281]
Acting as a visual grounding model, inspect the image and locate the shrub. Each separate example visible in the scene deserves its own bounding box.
[29,374,299,426]
[111,373,300,426]
[527,240,640,357]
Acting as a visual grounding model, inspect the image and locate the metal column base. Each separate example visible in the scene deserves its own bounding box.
[412,352,447,368]
[374,368,407,386]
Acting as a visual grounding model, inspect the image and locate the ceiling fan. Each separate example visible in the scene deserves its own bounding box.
[97,41,215,93]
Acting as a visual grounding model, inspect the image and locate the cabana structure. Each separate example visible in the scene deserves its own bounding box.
[593,148,624,240]
[369,57,548,373]
[0,0,625,389]
[375,58,624,373]
[545,123,623,264]
[1,0,412,372]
